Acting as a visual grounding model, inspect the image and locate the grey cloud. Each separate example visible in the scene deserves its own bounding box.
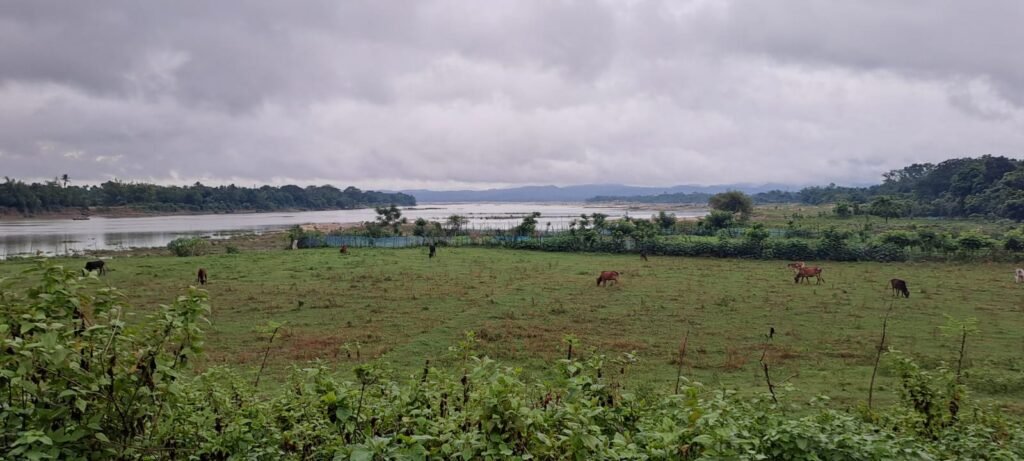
[1,1,1022,189]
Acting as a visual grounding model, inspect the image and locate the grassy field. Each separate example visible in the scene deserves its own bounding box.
[753,203,1021,237]
[2,246,1023,412]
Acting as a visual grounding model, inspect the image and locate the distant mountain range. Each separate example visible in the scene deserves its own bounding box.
[399,184,799,203]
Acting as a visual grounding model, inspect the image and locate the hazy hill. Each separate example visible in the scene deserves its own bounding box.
[401,183,795,203]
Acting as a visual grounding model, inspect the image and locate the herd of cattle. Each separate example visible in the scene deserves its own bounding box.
[80,252,1024,298]
[593,256,1024,299]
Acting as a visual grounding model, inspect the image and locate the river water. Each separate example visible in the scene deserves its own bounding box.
[0,203,705,257]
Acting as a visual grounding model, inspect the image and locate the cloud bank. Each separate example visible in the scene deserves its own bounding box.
[1,0,1022,189]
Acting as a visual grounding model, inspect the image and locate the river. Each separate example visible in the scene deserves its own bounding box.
[0,203,705,258]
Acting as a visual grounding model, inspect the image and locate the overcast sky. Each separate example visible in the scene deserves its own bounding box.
[1,1,1023,190]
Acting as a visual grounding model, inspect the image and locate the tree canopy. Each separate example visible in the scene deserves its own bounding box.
[708,190,754,218]
[0,179,415,215]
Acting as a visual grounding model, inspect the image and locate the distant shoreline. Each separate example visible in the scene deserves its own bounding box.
[0,206,380,222]
[0,202,707,222]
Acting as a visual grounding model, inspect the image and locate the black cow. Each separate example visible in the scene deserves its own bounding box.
[890,278,910,298]
[84,260,106,275]
[197,268,208,285]
[428,242,437,259]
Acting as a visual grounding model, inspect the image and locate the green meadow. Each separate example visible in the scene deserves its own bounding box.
[2,246,1022,412]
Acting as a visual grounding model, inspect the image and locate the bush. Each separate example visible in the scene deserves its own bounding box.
[880,230,919,248]
[167,237,210,256]
[768,239,817,261]
[225,245,240,254]
[700,210,735,232]
[864,242,909,262]
[1003,230,1024,252]
[957,231,995,254]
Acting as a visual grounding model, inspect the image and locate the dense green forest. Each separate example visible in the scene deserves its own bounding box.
[592,156,1024,220]
[0,178,415,215]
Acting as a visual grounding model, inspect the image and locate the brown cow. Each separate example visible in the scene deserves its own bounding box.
[793,266,824,285]
[197,268,208,285]
[339,245,348,254]
[597,271,620,286]
[890,278,909,298]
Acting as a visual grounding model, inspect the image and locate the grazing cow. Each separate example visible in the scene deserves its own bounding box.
[428,242,437,259]
[640,249,649,261]
[597,271,620,286]
[793,266,824,285]
[197,268,208,285]
[84,260,106,275]
[890,278,910,298]
[1015,268,1024,283]
[339,245,348,254]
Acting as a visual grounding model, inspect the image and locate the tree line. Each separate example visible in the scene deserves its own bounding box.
[589,155,1024,220]
[0,178,415,215]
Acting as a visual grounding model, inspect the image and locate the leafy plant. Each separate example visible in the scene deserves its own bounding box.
[167,236,210,256]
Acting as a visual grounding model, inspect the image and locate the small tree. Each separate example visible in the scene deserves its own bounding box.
[869,196,902,223]
[833,202,852,218]
[445,215,468,235]
[412,217,430,237]
[375,204,406,235]
[515,212,542,236]
[708,191,754,220]
[656,211,677,233]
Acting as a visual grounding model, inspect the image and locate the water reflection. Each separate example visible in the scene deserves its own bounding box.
[0,203,705,257]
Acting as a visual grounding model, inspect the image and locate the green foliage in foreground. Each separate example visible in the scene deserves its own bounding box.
[2,265,1024,459]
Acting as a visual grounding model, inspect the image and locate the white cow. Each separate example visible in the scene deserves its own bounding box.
[1016,268,1024,283]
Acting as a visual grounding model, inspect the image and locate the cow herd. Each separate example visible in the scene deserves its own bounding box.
[80,252,1024,298]
[594,256,1024,298]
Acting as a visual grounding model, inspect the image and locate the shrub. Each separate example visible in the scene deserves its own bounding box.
[708,190,754,220]
[768,239,817,261]
[167,236,210,256]
[880,230,919,249]
[1003,230,1024,252]
[700,210,735,232]
[957,231,995,254]
[833,201,852,218]
[864,242,909,262]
